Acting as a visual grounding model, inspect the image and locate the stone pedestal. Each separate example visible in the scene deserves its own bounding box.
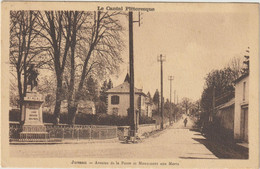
[20,90,49,142]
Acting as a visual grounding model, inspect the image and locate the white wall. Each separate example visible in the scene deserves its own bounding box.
[234,76,249,140]
[107,93,146,116]
[146,104,153,117]
[138,124,158,136]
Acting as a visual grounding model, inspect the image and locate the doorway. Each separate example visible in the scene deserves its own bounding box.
[240,107,248,142]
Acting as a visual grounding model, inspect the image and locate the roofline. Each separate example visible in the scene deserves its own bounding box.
[217,102,235,110]
[216,98,235,110]
[234,73,249,84]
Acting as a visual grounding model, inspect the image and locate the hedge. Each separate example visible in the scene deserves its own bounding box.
[9,109,20,122]
[9,109,155,126]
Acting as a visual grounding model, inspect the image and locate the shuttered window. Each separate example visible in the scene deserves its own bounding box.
[111,95,119,105]
[243,82,246,101]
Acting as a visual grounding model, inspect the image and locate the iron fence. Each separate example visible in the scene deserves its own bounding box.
[9,122,118,140]
[9,121,22,140]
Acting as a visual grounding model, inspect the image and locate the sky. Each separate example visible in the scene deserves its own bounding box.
[110,5,253,102]
[8,4,255,103]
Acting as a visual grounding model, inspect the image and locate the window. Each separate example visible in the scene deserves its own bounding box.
[112,108,119,115]
[111,95,119,105]
[243,82,246,101]
[137,96,141,107]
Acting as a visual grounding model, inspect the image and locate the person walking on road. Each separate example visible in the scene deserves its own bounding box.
[184,118,188,127]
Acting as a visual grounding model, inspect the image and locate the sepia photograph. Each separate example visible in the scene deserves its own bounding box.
[1,1,259,168]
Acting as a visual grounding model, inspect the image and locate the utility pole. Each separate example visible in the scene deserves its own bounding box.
[158,54,166,129]
[128,11,142,140]
[168,76,174,125]
[129,11,135,138]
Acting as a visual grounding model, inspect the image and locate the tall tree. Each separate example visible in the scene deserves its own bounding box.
[85,76,99,101]
[10,11,45,113]
[66,11,124,124]
[107,79,113,89]
[200,59,244,121]
[100,80,108,102]
[153,89,160,115]
[37,74,56,108]
[64,11,88,124]
[36,11,74,122]
[147,91,152,103]
[9,78,19,108]
[228,56,243,79]
[163,99,172,117]
[181,97,192,114]
[96,79,112,114]
[153,89,160,106]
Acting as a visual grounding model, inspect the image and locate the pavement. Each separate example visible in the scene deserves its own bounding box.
[9,115,217,159]
[10,138,119,145]
[172,114,195,129]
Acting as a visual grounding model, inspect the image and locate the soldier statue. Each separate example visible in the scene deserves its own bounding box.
[27,64,39,91]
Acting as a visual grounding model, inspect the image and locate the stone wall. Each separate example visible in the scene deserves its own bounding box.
[216,104,234,132]
[138,124,158,136]
[117,124,159,140]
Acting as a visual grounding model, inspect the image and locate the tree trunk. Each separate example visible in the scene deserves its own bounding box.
[68,105,77,125]
[17,71,24,124]
[67,81,76,125]
[67,14,78,125]
[53,75,62,124]
[77,12,101,93]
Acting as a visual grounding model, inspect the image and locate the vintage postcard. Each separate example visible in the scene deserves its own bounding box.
[1,1,259,168]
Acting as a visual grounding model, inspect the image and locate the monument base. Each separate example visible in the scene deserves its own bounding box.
[19,124,49,142]
[18,87,51,142]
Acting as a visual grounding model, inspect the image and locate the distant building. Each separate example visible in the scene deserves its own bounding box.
[145,92,153,117]
[77,100,96,115]
[60,100,68,113]
[234,73,249,142]
[59,100,96,114]
[106,74,151,117]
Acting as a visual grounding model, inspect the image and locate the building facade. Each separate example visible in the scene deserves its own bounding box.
[106,74,151,117]
[77,100,96,115]
[55,100,96,114]
[145,96,153,117]
[234,73,249,142]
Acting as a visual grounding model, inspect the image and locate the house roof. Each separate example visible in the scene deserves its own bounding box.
[216,98,235,110]
[124,73,130,83]
[106,81,146,96]
[234,73,249,84]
